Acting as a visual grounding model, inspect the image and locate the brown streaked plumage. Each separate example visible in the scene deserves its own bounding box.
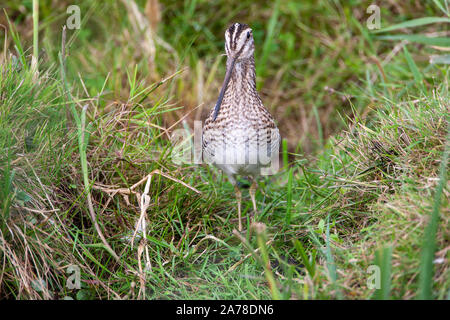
[202,23,281,231]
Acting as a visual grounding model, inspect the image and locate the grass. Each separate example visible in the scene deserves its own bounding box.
[0,0,449,299]
[418,122,449,299]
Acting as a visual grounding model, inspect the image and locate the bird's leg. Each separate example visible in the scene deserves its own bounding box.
[249,179,258,219]
[234,185,243,231]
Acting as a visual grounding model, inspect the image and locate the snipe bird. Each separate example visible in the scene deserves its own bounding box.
[202,23,281,231]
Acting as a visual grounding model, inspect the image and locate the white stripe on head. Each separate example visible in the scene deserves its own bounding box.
[225,31,231,54]
[232,23,239,48]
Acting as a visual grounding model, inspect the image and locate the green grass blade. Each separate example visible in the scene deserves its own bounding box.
[418,124,449,299]
[285,167,293,224]
[373,17,450,33]
[294,240,315,277]
[32,0,39,61]
[0,149,14,228]
[403,46,425,93]
[432,0,450,16]
[372,246,392,300]
[325,215,341,299]
[79,105,89,192]
[376,34,450,47]
[4,10,27,69]
[282,138,289,169]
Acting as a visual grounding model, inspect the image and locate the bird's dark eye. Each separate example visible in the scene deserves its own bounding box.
[246,31,251,39]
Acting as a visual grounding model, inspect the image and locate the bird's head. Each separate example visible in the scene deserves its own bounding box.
[212,23,254,121]
[224,23,254,61]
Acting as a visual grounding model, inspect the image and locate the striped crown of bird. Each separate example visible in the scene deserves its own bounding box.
[202,23,281,231]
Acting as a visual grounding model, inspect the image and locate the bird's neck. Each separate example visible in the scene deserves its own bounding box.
[226,56,258,99]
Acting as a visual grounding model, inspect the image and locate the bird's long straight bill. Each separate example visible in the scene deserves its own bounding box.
[212,58,236,121]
